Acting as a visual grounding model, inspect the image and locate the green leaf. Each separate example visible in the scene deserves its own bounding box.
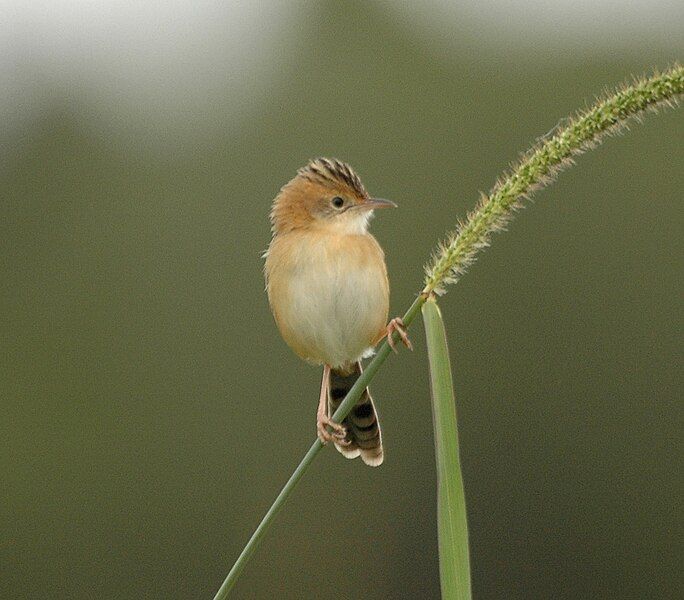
[422,297,471,600]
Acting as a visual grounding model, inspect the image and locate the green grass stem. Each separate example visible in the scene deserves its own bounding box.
[212,294,426,599]
[212,66,683,599]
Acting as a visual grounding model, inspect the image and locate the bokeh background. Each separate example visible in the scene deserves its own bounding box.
[2,2,682,599]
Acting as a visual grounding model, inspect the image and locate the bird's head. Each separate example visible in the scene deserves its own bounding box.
[270,158,396,235]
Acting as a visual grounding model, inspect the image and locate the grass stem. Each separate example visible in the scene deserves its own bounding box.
[212,66,683,598]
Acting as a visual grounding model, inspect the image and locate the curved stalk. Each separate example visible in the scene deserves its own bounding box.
[212,65,683,599]
[423,64,683,294]
[213,295,426,599]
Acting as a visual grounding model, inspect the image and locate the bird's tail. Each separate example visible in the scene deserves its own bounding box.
[328,362,383,467]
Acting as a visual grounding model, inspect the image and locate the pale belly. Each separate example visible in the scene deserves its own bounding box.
[266,232,389,368]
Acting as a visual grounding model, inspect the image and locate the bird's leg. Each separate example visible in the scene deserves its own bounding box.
[385,317,413,353]
[316,364,348,445]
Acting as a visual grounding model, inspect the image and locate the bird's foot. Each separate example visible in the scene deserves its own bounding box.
[386,317,413,353]
[317,413,349,445]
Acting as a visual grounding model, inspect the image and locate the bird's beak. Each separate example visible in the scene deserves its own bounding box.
[363,197,397,210]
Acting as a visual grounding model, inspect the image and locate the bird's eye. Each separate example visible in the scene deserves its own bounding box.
[331,196,345,209]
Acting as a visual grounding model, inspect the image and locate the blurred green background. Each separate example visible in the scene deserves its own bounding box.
[2,2,682,599]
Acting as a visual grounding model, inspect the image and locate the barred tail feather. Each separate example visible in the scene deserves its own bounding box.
[329,362,383,467]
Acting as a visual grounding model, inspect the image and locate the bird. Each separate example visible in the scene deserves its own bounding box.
[264,158,411,467]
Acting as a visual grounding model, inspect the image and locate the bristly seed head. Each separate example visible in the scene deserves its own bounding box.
[423,64,684,296]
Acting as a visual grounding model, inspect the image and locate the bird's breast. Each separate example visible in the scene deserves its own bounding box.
[265,231,389,368]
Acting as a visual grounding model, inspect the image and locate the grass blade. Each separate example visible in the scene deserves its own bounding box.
[422,296,471,600]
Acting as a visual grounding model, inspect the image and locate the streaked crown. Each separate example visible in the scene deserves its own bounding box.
[296,157,369,199]
[270,157,372,234]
